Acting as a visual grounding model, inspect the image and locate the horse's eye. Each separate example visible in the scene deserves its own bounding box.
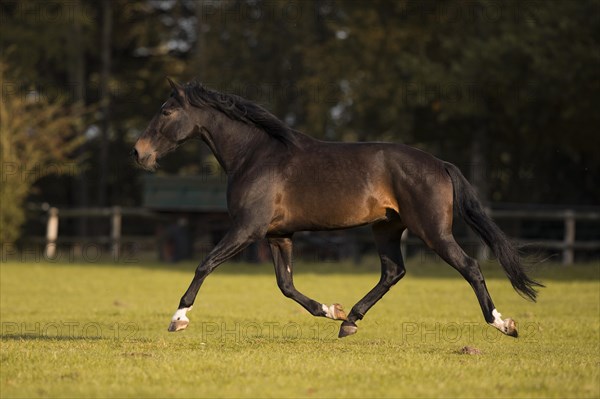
[162,109,172,116]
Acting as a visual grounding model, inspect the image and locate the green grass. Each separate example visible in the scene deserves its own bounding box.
[1,257,598,398]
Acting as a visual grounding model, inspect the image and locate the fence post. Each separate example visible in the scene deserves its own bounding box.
[563,210,575,265]
[45,207,59,259]
[111,206,122,260]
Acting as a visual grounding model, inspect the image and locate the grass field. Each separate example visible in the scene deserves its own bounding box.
[1,256,598,398]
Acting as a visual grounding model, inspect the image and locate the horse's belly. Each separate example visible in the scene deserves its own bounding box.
[267,188,397,233]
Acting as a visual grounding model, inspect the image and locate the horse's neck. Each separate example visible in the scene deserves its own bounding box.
[200,112,269,174]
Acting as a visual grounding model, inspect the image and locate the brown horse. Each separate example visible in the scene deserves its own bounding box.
[132,79,542,338]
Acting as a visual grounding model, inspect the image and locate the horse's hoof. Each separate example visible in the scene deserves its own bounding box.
[332,303,348,321]
[168,319,189,332]
[338,321,358,338]
[505,318,518,338]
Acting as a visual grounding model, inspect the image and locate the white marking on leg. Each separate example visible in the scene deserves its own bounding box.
[286,264,291,273]
[322,304,337,319]
[491,308,506,333]
[172,306,192,322]
[322,304,332,318]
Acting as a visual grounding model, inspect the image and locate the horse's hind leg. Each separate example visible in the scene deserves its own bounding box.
[268,236,347,320]
[340,220,406,338]
[428,236,518,337]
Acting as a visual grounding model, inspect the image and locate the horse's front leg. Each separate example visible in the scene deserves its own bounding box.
[268,236,347,321]
[168,226,259,332]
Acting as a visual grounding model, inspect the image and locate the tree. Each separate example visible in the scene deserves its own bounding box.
[0,64,86,244]
[1,0,598,234]
[300,0,600,204]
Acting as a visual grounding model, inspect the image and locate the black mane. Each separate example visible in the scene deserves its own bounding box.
[183,82,299,147]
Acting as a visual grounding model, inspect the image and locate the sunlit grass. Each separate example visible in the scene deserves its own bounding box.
[1,259,598,398]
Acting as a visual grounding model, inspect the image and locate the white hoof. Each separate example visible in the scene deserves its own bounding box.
[168,307,191,332]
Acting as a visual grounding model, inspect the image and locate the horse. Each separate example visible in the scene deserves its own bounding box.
[132,78,543,338]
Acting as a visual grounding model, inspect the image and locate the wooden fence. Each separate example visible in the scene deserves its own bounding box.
[43,206,158,260]
[39,206,599,265]
[490,209,600,264]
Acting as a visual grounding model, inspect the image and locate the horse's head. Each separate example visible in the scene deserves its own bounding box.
[132,78,201,171]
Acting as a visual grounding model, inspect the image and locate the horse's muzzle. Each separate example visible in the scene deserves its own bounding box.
[132,141,158,171]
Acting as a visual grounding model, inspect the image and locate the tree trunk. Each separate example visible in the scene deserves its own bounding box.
[98,0,112,207]
[193,0,214,165]
[194,0,207,80]
[70,0,88,237]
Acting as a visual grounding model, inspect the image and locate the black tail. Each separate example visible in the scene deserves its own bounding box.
[444,162,544,301]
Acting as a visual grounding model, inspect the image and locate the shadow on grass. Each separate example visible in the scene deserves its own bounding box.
[0,334,152,343]
[0,334,106,342]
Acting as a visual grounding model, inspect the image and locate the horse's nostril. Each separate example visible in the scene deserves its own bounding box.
[130,147,138,159]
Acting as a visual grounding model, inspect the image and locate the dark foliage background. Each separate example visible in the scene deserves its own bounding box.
[1,0,598,241]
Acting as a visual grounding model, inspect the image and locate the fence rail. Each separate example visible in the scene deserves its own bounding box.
[490,209,600,264]
[37,205,600,265]
[43,206,158,260]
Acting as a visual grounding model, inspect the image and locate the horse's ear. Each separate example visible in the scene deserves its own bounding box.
[166,77,185,100]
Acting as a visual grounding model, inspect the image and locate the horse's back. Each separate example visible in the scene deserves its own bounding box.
[266,140,451,234]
